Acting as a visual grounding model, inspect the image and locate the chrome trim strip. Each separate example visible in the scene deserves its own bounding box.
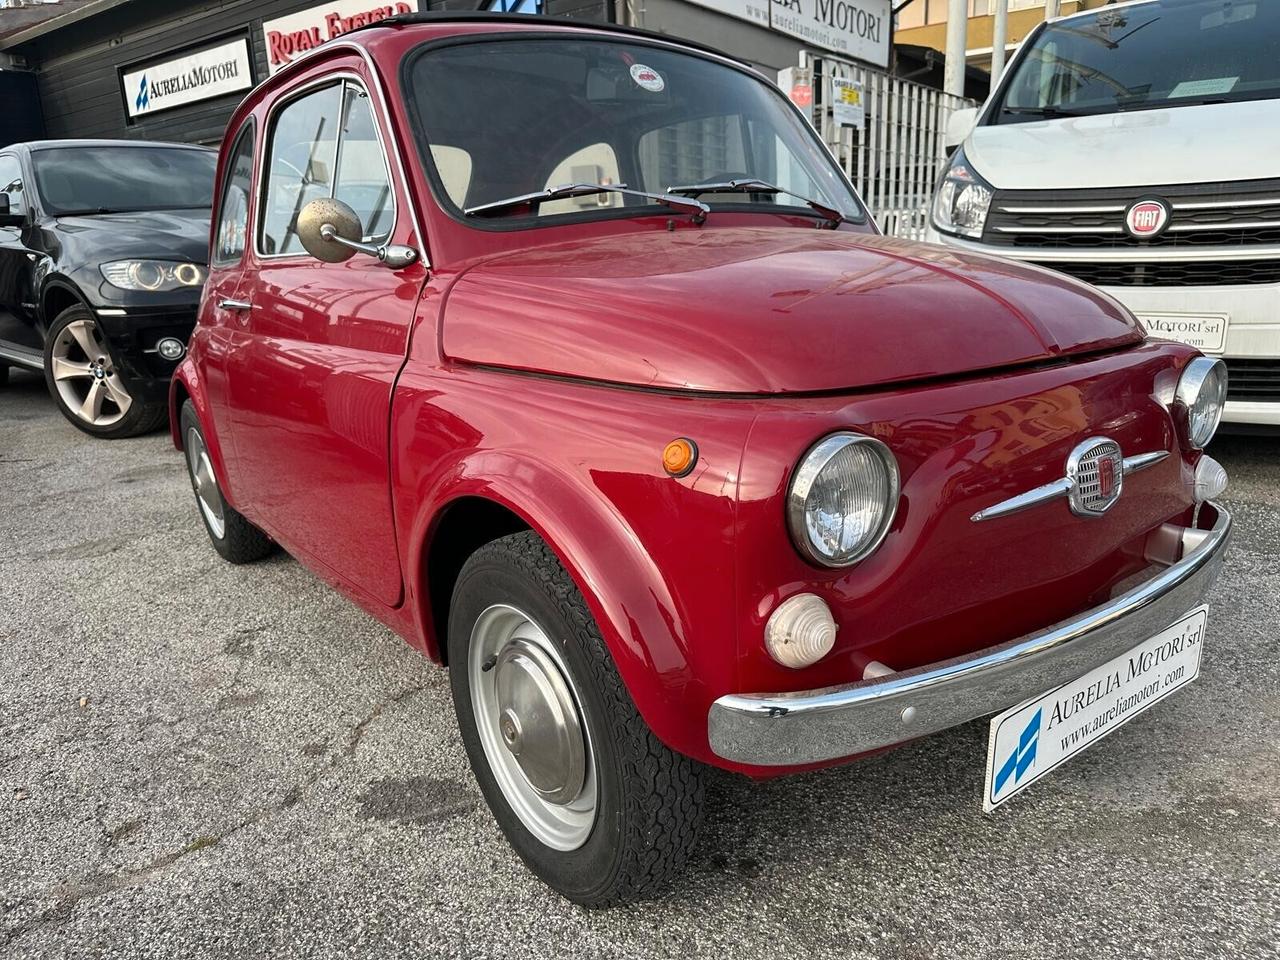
[1122,450,1169,474]
[970,478,1071,522]
[938,234,1280,263]
[970,449,1166,522]
[96,308,127,316]
[708,504,1231,765]
[997,204,1125,214]
[1169,220,1280,232]
[994,225,1124,234]
[1172,197,1280,211]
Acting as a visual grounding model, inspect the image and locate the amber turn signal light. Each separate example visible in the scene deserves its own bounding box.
[662,438,698,477]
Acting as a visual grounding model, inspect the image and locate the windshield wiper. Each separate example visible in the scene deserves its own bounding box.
[665,179,845,228]
[465,183,709,223]
[57,207,126,216]
[999,105,1091,118]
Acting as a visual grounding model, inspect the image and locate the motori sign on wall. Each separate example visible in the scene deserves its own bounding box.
[122,38,253,119]
[263,0,420,75]
[686,0,890,68]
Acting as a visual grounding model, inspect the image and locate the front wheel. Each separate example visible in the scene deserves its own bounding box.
[449,531,705,907]
[43,304,166,438]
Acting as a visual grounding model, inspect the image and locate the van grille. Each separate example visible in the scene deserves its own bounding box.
[984,179,1280,250]
[1223,359,1280,402]
[1033,259,1280,287]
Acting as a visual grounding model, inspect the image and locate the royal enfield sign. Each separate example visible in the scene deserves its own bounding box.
[263,0,420,75]
[122,39,253,119]
[686,0,890,68]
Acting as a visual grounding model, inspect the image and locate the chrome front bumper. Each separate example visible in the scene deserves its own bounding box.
[708,504,1232,766]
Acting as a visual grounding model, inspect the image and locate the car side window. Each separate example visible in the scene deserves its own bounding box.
[0,155,26,217]
[260,83,342,256]
[334,85,394,242]
[214,125,254,265]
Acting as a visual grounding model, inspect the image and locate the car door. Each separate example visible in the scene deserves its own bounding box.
[200,121,257,481]
[230,71,425,606]
[0,152,40,356]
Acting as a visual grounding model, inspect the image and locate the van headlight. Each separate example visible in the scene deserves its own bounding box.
[1175,357,1228,449]
[101,260,207,292]
[787,433,900,568]
[931,148,994,239]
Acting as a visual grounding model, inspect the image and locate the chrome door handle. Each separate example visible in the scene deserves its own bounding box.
[217,298,252,312]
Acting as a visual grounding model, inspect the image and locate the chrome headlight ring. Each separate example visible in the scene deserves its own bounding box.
[787,432,900,569]
[1174,357,1228,450]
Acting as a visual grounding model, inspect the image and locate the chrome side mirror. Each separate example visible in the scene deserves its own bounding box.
[295,197,417,269]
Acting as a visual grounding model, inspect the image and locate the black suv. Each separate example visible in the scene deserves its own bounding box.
[0,140,216,438]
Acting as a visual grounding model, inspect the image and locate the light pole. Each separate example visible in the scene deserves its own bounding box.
[943,0,969,97]
[990,0,1009,82]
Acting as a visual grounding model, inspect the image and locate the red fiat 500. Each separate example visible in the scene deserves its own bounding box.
[172,13,1231,905]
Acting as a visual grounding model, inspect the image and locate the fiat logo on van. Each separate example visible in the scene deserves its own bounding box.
[1124,198,1170,238]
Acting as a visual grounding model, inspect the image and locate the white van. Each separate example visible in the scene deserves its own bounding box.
[929,0,1279,429]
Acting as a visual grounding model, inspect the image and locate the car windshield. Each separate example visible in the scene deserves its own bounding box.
[403,37,864,226]
[31,146,216,216]
[995,0,1280,122]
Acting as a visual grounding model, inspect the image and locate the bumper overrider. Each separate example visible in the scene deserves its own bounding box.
[709,503,1232,766]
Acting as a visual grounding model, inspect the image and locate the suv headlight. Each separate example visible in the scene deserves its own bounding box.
[931,148,994,239]
[787,433,900,568]
[101,260,207,292]
[1175,357,1228,449]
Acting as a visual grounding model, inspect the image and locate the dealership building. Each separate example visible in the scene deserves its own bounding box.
[0,0,893,148]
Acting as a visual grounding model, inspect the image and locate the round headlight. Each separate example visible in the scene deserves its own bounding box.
[1175,357,1228,449]
[130,261,166,291]
[787,432,900,568]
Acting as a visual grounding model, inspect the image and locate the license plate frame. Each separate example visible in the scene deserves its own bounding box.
[1136,312,1229,353]
[982,605,1208,812]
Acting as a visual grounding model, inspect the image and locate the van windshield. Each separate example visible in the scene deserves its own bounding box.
[403,37,864,226]
[995,1,1280,122]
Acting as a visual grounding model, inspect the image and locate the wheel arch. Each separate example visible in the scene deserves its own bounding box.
[408,463,726,765]
[39,278,88,329]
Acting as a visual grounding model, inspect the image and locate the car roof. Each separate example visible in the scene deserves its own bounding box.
[1048,0,1155,26]
[338,11,741,63]
[19,139,215,153]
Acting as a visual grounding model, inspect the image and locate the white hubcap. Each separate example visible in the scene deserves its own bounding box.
[185,427,226,538]
[469,604,596,851]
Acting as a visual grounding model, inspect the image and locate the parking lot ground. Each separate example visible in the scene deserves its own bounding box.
[1,366,1278,960]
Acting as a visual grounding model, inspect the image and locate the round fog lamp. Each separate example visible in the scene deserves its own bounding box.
[156,337,186,361]
[765,593,837,669]
[1193,456,1227,503]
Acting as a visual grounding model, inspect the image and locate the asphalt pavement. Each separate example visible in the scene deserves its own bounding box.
[2,366,1277,960]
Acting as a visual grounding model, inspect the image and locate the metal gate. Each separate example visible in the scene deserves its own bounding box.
[797,52,975,241]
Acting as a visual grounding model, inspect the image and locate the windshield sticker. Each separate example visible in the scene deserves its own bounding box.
[630,64,665,93]
[1168,77,1238,99]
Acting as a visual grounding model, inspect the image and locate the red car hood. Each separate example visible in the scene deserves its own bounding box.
[442,227,1143,394]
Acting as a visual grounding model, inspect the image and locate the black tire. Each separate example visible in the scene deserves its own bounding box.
[179,400,274,564]
[0,363,9,387]
[448,531,705,907]
[43,304,167,438]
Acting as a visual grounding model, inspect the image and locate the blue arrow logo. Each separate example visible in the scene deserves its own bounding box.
[136,75,149,112]
[994,708,1041,795]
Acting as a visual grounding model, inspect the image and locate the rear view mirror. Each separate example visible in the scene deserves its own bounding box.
[944,107,979,150]
[0,193,24,228]
[295,197,417,270]
[296,197,361,263]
